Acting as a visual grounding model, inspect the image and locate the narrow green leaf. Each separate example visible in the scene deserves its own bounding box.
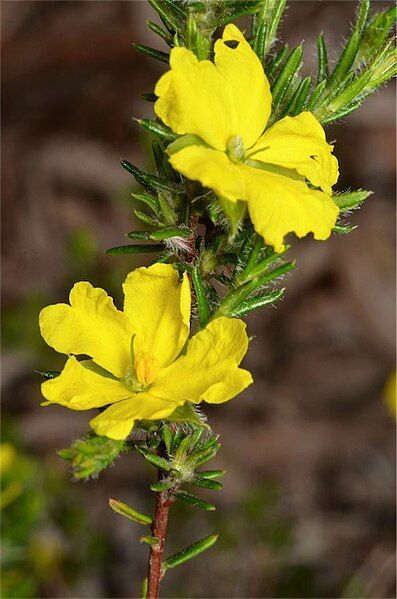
[218,0,262,25]
[192,266,210,328]
[271,45,303,106]
[189,445,220,468]
[191,476,223,491]
[161,424,173,455]
[163,534,218,570]
[355,0,371,38]
[266,44,289,78]
[319,98,363,124]
[131,192,160,214]
[147,20,173,44]
[188,428,204,451]
[355,7,397,66]
[136,119,177,141]
[317,33,329,82]
[106,244,161,255]
[285,76,312,116]
[157,194,177,226]
[150,227,190,241]
[147,0,181,32]
[326,30,360,89]
[121,160,183,194]
[136,447,171,471]
[173,491,216,511]
[306,79,327,110]
[174,435,192,462]
[333,190,372,211]
[150,479,175,492]
[109,498,152,525]
[229,288,285,317]
[134,43,170,63]
[252,19,267,62]
[198,469,226,480]
[269,0,287,47]
[134,209,162,226]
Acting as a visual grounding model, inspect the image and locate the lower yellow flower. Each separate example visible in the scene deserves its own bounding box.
[154,24,339,253]
[39,264,252,440]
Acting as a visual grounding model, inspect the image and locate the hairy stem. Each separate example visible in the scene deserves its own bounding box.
[146,487,172,598]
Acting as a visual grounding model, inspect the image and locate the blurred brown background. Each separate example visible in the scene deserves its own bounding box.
[1,2,396,598]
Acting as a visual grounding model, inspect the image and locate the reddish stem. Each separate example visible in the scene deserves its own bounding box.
[146,490,172,598]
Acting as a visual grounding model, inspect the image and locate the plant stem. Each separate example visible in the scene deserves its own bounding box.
[146,487,172,598]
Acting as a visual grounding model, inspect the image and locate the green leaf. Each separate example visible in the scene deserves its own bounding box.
[161,424,173,455]
[136,446,171,471]
[147,0,184,32]
[229,288,285,317]
[271,45,303,107]
[150,227,191,241]
[135,119,177,141]
[163,534,218,570]
[333,189,372,211]
[198,469,226,480]
[285,76,311,116]
[150,479,175,492]
[190,476,223,491]
[173,491,216,511]
[106,244,162,255]
[134,43,170,63]
[147,20,173,45]
[109,498,152,525]
[317,33,329,83]
[131,192,160,214]
[306,79,327,110]
[134,209,162,227]
[121,160,183,194]
[266,44,289,78]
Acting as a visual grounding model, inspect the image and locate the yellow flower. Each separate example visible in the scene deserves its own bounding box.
[39,264,252,440]
[154,24,339,253]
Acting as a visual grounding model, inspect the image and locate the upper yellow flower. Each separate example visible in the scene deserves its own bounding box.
[154,24,339,253]
[39,264,252,440]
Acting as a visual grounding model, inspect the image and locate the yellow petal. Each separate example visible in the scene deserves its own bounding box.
[150,317,252,405]
[243,165,339,253]
[39,282,133,378]
[41,356,132,410]
[169,144,245,201]
[213,24,271,148]
[90,394,178,440]
[155,25,271,150]
[123,264,190,370]
[248,112,339,194]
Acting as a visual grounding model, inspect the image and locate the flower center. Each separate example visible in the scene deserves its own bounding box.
[227,135,245,163]
[134,352,160,387]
